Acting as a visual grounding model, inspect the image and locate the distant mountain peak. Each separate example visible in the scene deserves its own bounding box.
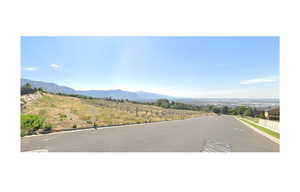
[21,79,174,101]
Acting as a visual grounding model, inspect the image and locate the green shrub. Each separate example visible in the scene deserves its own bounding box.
[258,112,266,119]
[36,87,46,93]
[243,108,254,117]
[72,124,77,128]
[23,83,32,89]
[21,114,44,136]
[86,120,92,124]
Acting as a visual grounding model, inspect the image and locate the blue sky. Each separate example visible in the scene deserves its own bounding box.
[21,36,279,98]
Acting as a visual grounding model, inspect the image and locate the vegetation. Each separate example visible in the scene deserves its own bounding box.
[23,83,32,89]
[150,99,212,112]
[21,114,44,136]
[37,87,46,92]
[21,83,46,95]
[240,119,280,139]
[243,108,254,117]
[21,93,214,133]
[258,112,266,119]
[244,116,259,123]
[228,106,249,116]
[221,106,229,114]
[55,92,97,100]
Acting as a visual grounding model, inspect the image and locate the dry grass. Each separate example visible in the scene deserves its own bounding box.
[22,93,214,131]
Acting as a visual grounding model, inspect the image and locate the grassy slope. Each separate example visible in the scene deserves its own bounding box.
[22,93,214,131]
[240,118,280,139]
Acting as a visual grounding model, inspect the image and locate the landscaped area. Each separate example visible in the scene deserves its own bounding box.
[240,118,280,139]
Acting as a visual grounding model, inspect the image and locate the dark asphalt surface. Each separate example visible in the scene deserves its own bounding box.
[21,115,279,152]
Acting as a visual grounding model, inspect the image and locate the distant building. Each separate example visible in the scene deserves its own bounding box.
[264,107,280,121]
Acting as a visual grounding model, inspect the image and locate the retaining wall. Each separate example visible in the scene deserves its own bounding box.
[258,119,280,133]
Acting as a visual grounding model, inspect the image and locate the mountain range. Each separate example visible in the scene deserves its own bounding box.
[21,79,174,101]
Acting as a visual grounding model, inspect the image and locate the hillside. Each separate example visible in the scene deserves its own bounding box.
[21,79,174,101]
[21,92,214,133]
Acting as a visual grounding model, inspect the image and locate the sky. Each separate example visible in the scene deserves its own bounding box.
[21,36,279,98]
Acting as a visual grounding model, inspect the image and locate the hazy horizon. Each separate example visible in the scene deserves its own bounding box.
[21,36,279,98]
[21,78,279,100]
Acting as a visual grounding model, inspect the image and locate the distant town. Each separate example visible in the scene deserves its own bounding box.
[177,98,279,109]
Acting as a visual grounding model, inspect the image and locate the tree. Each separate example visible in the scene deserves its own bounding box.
[208,105,214,112]
[213,107,221,114]
[258,112,265,119]
[229,108,238,115]
[221,106,229,114]
[155,99,170,108]
[243,108,253,117]
[37,87,45,92]
[23,83,32,89]
[234,106,248,116]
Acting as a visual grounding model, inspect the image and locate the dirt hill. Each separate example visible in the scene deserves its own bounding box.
[21,93,214,132]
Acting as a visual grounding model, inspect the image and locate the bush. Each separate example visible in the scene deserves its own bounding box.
[155,99,170,108]
[221,106,229,114]
[72,124,77,128]
[37,87,46,92]
[213,107,221,114]
[258,112,266,119]
[21,114,44,136]
[23,83,32,89]
[243,108,254,117]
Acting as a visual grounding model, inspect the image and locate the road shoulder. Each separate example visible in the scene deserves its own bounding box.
[234,116,280,144]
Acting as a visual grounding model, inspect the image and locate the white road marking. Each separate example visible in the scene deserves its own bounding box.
[202,139,232,152]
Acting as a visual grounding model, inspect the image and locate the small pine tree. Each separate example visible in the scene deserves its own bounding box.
[23,83,32,89]
[243,108,253,117]
[258,112,265,119]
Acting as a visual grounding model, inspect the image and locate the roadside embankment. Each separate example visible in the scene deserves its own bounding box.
[234,116,280,144]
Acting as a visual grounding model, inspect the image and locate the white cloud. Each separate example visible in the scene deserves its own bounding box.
[240,76,278,85]
[24,67,38,71]
[50,64,61,69]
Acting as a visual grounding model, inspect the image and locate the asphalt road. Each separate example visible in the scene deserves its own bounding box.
[21,115,279,152]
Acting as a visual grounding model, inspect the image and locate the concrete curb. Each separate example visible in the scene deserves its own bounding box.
[234,117,280,144]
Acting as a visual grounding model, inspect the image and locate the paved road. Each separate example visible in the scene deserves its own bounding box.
[21,115,279,152]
